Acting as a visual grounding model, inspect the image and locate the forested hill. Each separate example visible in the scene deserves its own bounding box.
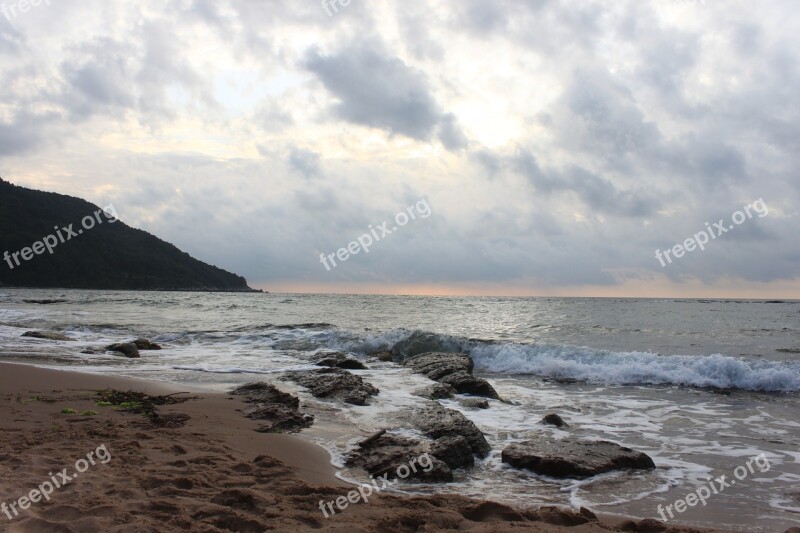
[0,178,258,292]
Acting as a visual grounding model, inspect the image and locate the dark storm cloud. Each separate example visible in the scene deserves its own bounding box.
[303,40,467,149]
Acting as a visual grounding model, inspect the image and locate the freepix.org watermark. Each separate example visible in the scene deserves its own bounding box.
[319,199,431,271]
[655,199,768,268]
[3,204,118,271]
[1,444,112,521]
[321,0,351,17]
[1,0,49,22]
[656,453,771,522]
[318,452,435,518]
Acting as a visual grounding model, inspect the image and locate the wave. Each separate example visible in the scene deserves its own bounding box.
[338,330,800,393]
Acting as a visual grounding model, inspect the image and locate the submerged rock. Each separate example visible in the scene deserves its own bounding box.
[374,351,394,362]
[282,368,379,405]
[230,382,313,433]
[540,413,568,428]
[106,342,140,358]
[315,352,367,370]
[501,435,656,478]
[404,352,500,400]
[22,331,74,341]
[391,331,460,359]
[412,403,491,458]
[460,398,489,409]
[23,299,67,305]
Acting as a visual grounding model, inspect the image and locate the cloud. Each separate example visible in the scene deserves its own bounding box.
[303,39,468,149]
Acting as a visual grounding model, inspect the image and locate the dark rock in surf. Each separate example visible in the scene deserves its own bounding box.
[501,435,655,478]
[412,403,491,458]
[106,342,140,358]
[282,368,379,406]
[391,331,461,359]
[404,352,500,400]
[315,352,367,370]
[414,383,456,400]
[230,382,313,433]
[133,338,162,350]
[345,431,452,483]
[430,435,475,469]
[541,414,568,428]
[374,351,394,362]
[23,299,67,304]
[22,330,74,341]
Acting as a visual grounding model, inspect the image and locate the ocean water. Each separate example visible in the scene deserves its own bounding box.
[1,289,798,531]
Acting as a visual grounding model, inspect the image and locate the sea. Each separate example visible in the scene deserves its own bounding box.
[1,289,798,532]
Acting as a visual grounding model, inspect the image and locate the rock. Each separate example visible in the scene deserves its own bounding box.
[391,331,460,359]
[346,431,452,483]
[404,352,500,400]
[541,413,568,427]
[106,342,140,358]
[412,403,491,458]
[429,435,474,469]
[374,351,394,362]
[459,398,489,409]
[23,299,67,304]
[777,348,800,354]
[631,518,668,532]
[783,528,800,533]
[22,331,74,341]
[282,368,379,405]
[230,382,313,433]
[501,435,656,478]
[413,383,456,400]
[315,352,367,370]
[133,338,162,350]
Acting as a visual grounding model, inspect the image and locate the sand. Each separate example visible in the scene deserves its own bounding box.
[0,363,735,532]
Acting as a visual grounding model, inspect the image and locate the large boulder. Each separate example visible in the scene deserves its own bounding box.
[230,382,313,433]
[282,368,379,405]
[412,403,491,458]
[346,431,452,483]
[404,353,500,400]
[501,435,656,478]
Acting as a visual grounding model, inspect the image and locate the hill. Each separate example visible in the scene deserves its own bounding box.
[0,178,258,291]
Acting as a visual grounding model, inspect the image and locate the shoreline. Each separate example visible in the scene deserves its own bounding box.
[0,362,740,532]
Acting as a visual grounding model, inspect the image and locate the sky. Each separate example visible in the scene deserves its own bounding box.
[1,0,798,297]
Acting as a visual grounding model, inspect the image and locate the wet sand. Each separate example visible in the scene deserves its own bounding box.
[0,362,736,532]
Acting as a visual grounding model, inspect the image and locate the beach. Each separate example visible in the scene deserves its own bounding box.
[0,362,744,533]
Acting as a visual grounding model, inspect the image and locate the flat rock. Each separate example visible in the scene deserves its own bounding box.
[412,403,491,458]
[23,299,67,304]
[414,383,456,400]
[501,435,656,478]
[404,352,500,400]
[282,368,379,405]
[315,352,367,370]
[22,331,74,341]
[230,382,313,433]
[106,342,140,358]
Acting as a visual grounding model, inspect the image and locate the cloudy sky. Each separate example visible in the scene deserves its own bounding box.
[1,0,798,296]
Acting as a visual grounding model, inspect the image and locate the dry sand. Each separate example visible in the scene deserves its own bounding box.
[0,363,734,532]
